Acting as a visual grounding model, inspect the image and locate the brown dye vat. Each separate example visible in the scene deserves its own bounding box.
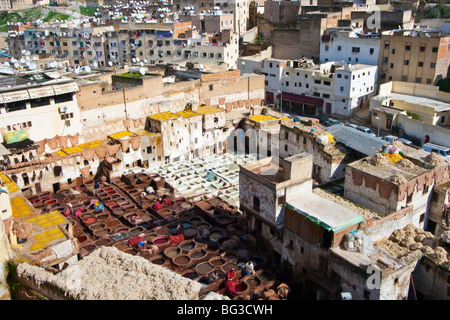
[105,220,120,228]
[149,255,166,265]
[114,241,129,251]
[123,248,138,256]
[129,226,145,235]
[221,251,238,262]
[216,215,233,225]
[93,228,111,237]
[112,208,127,216]
[188,216,202,225]
[179,240,196,251]
[163,246,181,259]
[245,276,261,288]
[95,213,110,221]
[195,262,214,275]
[158,209,172,218]
[181,270,199,280]
[221,262,239,275]
[81,243,96,253]
[183,228,197,239]
[189,248,207,260]
[209,256,226,267]
[89,222,106,232]
[172,254,191,268]
[154,226,170,237]
[95,238,114,247]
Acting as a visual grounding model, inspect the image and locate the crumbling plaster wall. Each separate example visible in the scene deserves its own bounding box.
[413,256,450,299]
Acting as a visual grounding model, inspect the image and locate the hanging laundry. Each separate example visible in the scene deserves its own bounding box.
[130,136,140,151]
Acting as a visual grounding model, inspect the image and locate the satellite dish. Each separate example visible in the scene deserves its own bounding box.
[139,68,145,75]
[74,67,80,74]
[136,57,140,62]
[93,61,98,67]
[21,49,26,54]
[84,66,91,73]
[143,59,147,63]
[20,58,25,64]
[29,63,37,70]
[132,58,136,63]
[108,61,113,67]
[140,61,144,66]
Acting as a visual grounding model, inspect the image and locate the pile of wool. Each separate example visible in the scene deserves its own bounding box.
[425,153,445,166]
[370,153,390,167]
[389,173,408,184]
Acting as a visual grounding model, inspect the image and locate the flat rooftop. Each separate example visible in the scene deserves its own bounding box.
[374,92,450,112]
[286,192,364,232]
[349,153,430,182]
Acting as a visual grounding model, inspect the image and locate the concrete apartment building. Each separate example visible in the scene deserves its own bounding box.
[173,0,250,37]
[0,0,32,10]
[261,59,377,117]
[7,21,240,69]
[320,29,381,66]
[378,30,450,86]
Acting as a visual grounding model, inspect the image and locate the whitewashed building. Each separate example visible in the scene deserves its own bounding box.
[320,29,381,66]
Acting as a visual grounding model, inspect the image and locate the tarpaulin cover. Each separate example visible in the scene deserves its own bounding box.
[4,130,29,144]
[285,202,363,232]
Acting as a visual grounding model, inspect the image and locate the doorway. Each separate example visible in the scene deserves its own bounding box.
[52,182,60,193]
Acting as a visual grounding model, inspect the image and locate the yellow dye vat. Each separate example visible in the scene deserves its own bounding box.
[0,172,20,193]
[196,106,223,114]
[248,115,277,122]
[148,111,179,121]
[176,110,199,118]
[58,140,103,156]
[10,196,33,218]
[26,210,66,229]
[109,131,135,140]
[29,227,66,251]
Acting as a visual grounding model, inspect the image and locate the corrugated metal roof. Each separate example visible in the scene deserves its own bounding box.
[27,86,56,99]
[326,124,387,156]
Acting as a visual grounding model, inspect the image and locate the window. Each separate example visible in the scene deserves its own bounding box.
[430,63,436,68]
[432,47,438,53]
[324,81,331,86]
[405,45,411,51]
[420,46,426,52]
[391,49,395,54]
[390,63,394,69]
[337,74,342,78]
[369,48,374,55]
[314,79,321,84]
[209,84,213,91]
[337,46,341,51]
[404,60,409,65]
[253,196,260,212]
[384,43,389,49]
[418,61,423,67]
[54,93,73,103]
